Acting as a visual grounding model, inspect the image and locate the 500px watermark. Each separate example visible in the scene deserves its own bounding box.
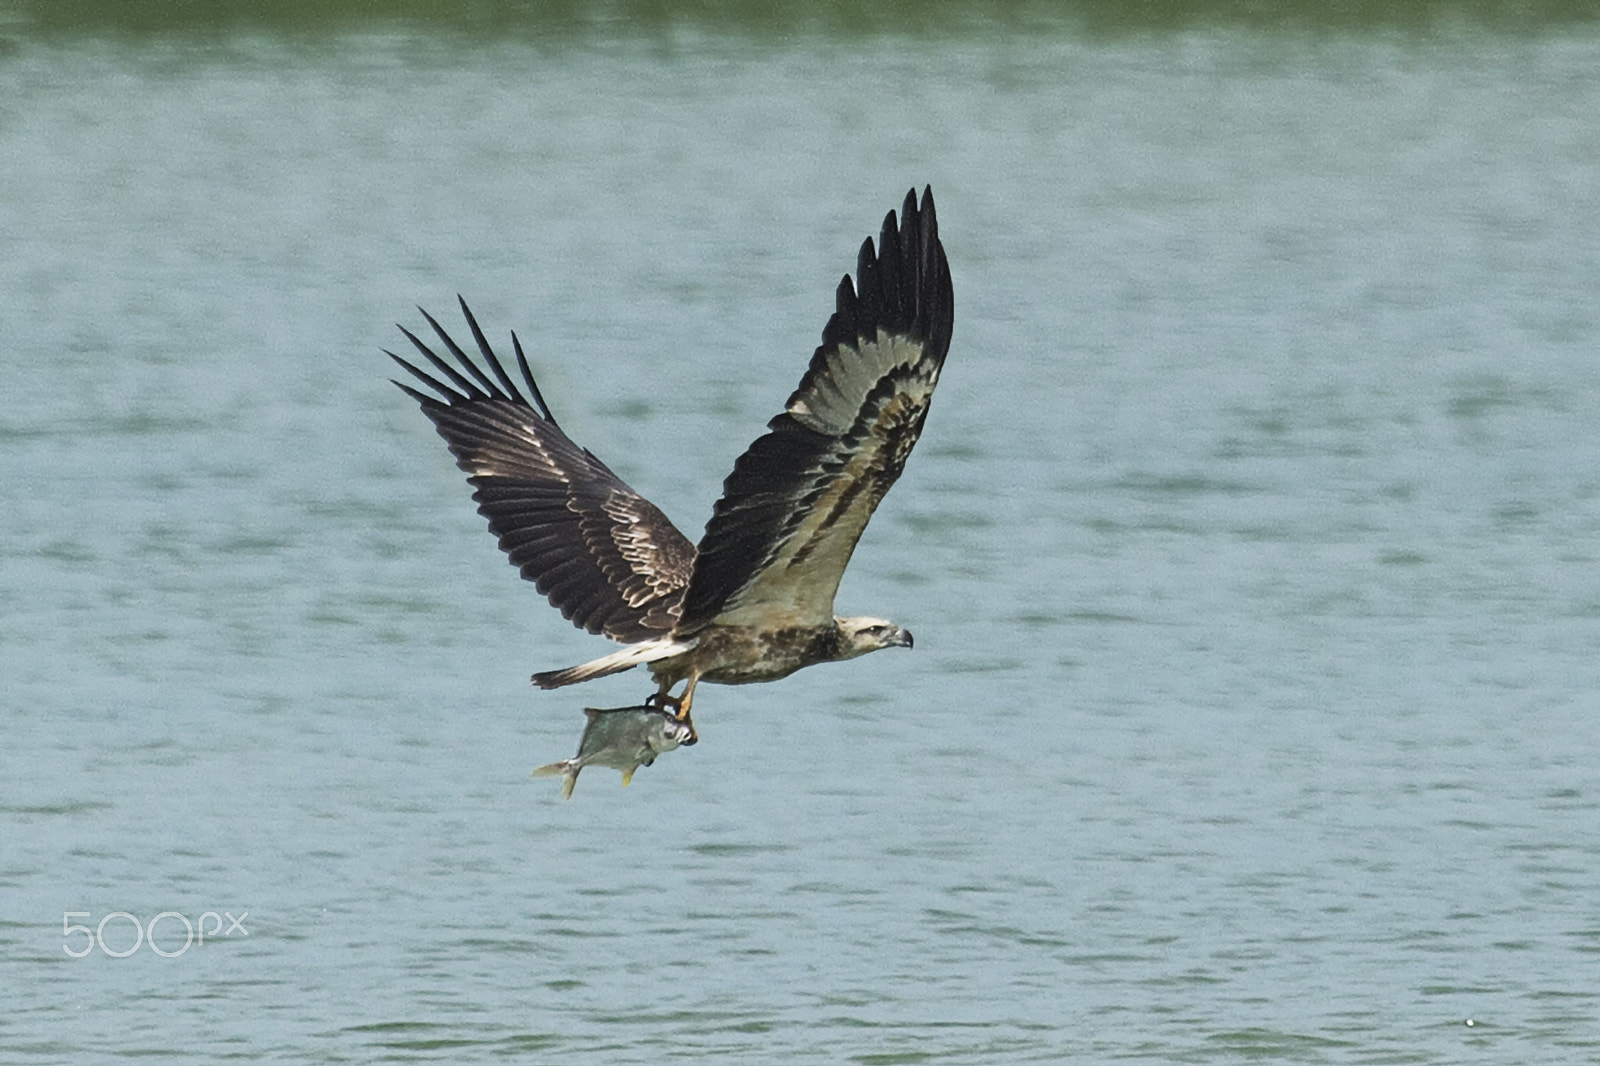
[63,911,248,958]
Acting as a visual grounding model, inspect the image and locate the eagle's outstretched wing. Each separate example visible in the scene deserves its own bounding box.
[388,298,696,644]
[676,187,954,636]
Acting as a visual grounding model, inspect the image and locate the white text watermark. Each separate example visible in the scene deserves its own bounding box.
[63,911,248,958]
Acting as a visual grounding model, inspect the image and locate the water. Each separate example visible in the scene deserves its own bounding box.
[3,8,1600,1063]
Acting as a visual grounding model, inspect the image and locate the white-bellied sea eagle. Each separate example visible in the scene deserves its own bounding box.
[388,187,954,738]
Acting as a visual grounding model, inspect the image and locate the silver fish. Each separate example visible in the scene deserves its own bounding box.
[533,704,696,799]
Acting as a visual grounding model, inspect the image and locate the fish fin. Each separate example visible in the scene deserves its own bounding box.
[534,760,580,799]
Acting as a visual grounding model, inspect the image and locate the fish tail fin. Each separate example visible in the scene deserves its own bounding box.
[533,760,579,800]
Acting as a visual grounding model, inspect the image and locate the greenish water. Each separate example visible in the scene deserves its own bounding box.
[4,0,1600,37]
[3,11,1599,1065]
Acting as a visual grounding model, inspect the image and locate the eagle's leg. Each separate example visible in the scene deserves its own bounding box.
[644,679,699,744]
[646,677,697,718]
[646,679,698,721]
[673,677,699,721]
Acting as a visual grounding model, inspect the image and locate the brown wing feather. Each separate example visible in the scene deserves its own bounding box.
[676,187,954,634]
[389,298,695,643]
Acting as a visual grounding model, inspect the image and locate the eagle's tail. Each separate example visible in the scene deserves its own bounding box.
[532,638,689,690]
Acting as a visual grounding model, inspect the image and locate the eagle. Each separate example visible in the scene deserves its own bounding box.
[388,186,954,738]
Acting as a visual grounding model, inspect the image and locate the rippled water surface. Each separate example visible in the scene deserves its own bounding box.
[3,8,1599,1063]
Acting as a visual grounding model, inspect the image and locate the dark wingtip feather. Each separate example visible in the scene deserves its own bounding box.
[456,295,526,403]
[388,301,564,425]
[810,185,951,370]
[417,304,496,400]
[390,379,443,408]
[512,330,557,425]
[394,320,487,402]
[386,344,456,404]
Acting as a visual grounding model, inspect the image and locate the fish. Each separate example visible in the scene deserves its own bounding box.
[533,704,696,799]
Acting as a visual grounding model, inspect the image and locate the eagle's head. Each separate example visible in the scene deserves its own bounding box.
[835,616,914,660]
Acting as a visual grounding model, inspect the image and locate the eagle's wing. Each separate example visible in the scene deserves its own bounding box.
[389,298,696,644]
[676,187,954,635]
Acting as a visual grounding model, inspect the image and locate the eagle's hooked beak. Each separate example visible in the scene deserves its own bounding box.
[893,627,914,650]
